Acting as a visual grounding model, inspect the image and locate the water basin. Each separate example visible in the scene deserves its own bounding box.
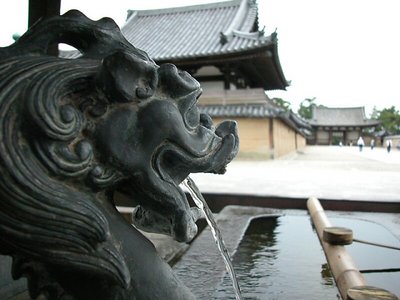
[214,215,338,299]
[174,206,400,299]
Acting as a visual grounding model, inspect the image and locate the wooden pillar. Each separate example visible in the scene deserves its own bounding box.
[222,64,231,90]
[328,129,333,145]
[269,118,274,159]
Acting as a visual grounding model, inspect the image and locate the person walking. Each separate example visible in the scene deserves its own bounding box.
[357,136,365,152]
[370,139,375,150]
[386,139,392,153]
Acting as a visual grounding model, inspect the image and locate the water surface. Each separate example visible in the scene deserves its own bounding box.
[214,215,339,299]
[175,210,400,299]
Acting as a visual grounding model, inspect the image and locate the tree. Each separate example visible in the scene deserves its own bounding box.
[271,97,291,112]
[298,97,317,119]
[371,106,400,134]
[370,106,379,120]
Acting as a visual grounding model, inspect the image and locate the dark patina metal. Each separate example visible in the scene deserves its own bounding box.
[0,11,238,299]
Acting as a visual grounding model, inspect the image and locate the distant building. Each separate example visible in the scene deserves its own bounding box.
[61,0,311,158]
[308,106,380,145]
[119,0,309,158]
[122,0,287,90]
[200,98,311,158]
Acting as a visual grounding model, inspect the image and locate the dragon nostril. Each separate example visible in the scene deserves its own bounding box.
[136,86,153,99]
[215,120,238,138]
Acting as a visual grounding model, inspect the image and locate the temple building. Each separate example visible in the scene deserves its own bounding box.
[119,0,310,158]
[308,106,380,145]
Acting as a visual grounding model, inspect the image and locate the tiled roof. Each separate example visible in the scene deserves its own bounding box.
[59,0,288,90]
[122,0,275,61]
[199,103,311,136]
[287,111,312,130]
[309,107,380,127]
[199,103,280,118]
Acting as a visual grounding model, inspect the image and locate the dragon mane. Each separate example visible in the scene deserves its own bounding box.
[0,28,131,298]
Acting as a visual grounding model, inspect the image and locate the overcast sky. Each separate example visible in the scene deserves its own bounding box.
[1,0,399,115]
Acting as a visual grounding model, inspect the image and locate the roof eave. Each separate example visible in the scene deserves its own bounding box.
[154,40,288,90]
[310,122,381,128]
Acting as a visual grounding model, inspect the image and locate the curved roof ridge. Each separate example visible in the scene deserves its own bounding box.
[238,0,258,32]
[232,29,268,40]
[220,0,251,43]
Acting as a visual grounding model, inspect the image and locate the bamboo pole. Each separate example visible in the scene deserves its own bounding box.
[307,197,398,300]
[307,197,367,299]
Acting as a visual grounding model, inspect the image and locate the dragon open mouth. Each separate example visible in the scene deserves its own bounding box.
[130,88,239,242]
[107,64,241,242]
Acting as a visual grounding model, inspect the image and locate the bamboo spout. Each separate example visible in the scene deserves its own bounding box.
[307,197,367,299]
[306,197,398,300]
[307,197,398,299]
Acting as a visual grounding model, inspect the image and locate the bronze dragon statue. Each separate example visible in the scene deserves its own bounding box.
[0,11,238,300]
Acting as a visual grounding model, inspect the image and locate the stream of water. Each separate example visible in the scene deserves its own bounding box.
[182,177,243,300]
